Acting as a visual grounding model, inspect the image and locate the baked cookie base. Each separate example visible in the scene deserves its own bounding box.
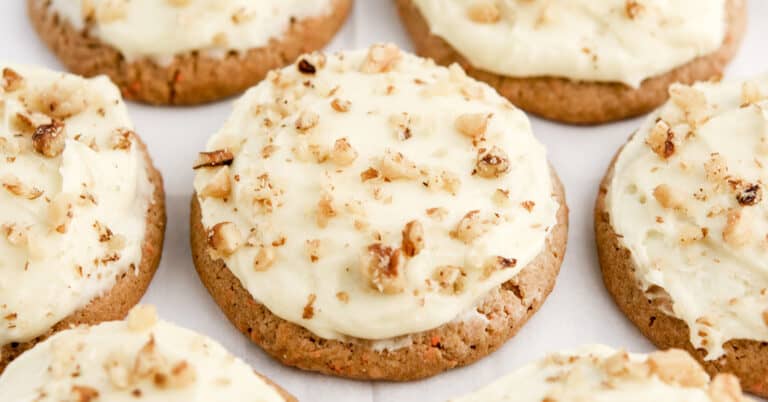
[27,0,353,105]
[190,170,568,381]
[0,138,166,374]
[595,151,768,398]
[395,0,747,125]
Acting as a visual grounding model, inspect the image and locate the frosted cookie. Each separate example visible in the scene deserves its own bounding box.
[0,305,296,402]
[0,65,165,373]
[395,0,746,124]
[190,44,568,380]
[28,0,353,105]
[596,77,768,396]
[449,345,751,402]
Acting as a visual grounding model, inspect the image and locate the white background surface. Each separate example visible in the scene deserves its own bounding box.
[1,1,767,401]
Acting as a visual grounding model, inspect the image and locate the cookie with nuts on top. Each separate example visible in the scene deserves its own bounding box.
[0,305,297,402]
[395,0,746,124]
[596,77,768,396]
[0,65,165,373]
[190,43,568,380]
[27,0,352,105]
[448,345,752,402]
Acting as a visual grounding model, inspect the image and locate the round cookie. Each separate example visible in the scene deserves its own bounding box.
[28,0,353,105]
[0,65,165,373]
[0,305,297,402]
[191,44,568,380]
[596,78,768,396]
[448,345,751,402]
[395,0,747,125]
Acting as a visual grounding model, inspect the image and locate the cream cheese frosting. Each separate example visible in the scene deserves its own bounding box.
[449,345,751,402]
[193,44,559,341]
[0,305,288,402]
[607,77,768,359]
[0,64,153,345]
[411,0,728,87]
[47,0,334,62]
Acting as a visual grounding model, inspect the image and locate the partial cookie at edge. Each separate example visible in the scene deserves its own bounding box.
[395,0,746,125]
[190,169,567,381]
[27,0,353,105]
[595,149,768,398]
[0,137,166,374]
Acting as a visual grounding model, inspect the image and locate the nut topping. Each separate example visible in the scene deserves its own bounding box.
[2,68,23,92]
[646,120,675,159]
[361,43,402,74]
[207,222,242,256]
[330,137,358,166]
[254,245,276,271]
[297,58,317,75]
[483,256,517,278]
[295,109,319,132]
[193,150,234,169]
[379,150,420,180]
[200,166,232,199]
[316,193,337,228]
[433,265,466,294]
[722,209,751,248]
[625,0,644,19]
[474,146,510,178]
[452,210,491,244]
[32,121,66,158]
[2,174,43,200]
[361,243,405,294]
[735,183,762,206]
[331,98,351,113]
[653,184,685,212]
[455,113,491,140]
[49,193,75,233]
[401,220,425,257]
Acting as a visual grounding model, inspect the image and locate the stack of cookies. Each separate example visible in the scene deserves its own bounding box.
[1,0,766,401]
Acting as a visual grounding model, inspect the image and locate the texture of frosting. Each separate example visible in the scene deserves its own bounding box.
[0,64,153,345]
[607,77,768,359]
[193,44,559,341]
[449,345,751,402]
[411,0,727,87]
[48,0,333,62]
[0,306,288,402]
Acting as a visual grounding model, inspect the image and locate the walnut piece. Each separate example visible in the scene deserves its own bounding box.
[2,68,23,92]
[200,166,231,199]
[2,174,43,200]
[401,220,425,257]
[704,153,728,184]
[254,245,276,271]
[669,85,710,128]
[361,44,402,74]
[331,98,351,113]
[295,109,320,132]
[722,209,751,248]
[360,243,406,294]
[625,0,644,19]
[70,385,99,402]
[193,150,234,169]
[467,1,501,24]
[31,121,66,157]
[452,210,491,244]
[330,137,357,166]
[653,184,685,211]
[207,222,242,256]
[735,183,762,206]
[455,113,491,140]
[49,193,75,233]
[380,150,420,180]
[433,265,465,294]
[316,193,337,228]
[475,146,510,178]
[127,305,158,332]
[483,256,517,278]
[646,120,675,159]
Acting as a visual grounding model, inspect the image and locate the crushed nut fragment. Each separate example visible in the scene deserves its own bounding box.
[2,174,43,200]
[455,113,491,140]
[483,256,517,278]
[193,150,234,169]
[295,109,320,131]
[646,120,675,159]
[316,193,337,228]
[207,222,242,256]
[303,294,317,319]
[331,98,351,113]
[360,243,405,294]
[2,68,23,92]
[379,150,420,180]
[254,245,276,271]
[32,121,66,158]
[625,0,644,19]
[401,220,425,257]
[330,137,357,166]
[475,146,510,178]
[735,183,762,206]
[452,210,491,243]
[200,166,232,199]
[433,265,466,294]
[361,44,402,73]
[722,209,751,248]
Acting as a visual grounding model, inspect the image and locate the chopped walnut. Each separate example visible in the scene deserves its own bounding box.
[2,224,27,247]
[193,150,234,169]
[741,81,763,106]
[166,361,197,389]
[127,305,158,332]
[455,113,491,140]
[625,0,644,19]
[295,109,319,132]
[49,193,75,233]
[401,220,425,257]
[200,166,231,199]
[297,58,317,75]
[207,222,242,256]
[336,292,350,303]
[379,150,420,180]
[70,385,99,402]
[331,98,351,112]
[389,112,413,141]
[678,224,706,245]
[492,189,511,207]
[452,210,491,244]
[426,207,448,221]
[647,349,708,387]
[110,129,134,150]
[474,146,510,178]
[2,174,43,200]
[669,85,710,128]
[646,120,675,159]
[306,239,322,263]
[2,68,23,92]
[253,245,276,271]
[735,183,762,206]
[722,209,751,248]
[302,294,317,319]
[467,0,501,24]
[704,153,728,184]
[330,137,357,166]
[441,171,461,195]
[31,120,66,157]
[433,266,466,294]
[708,374,744,402]
[361,44,402,73]
[653,184,685,211]
[360,243,406,294]
[316,193,337,228]
[482,256,517,278]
